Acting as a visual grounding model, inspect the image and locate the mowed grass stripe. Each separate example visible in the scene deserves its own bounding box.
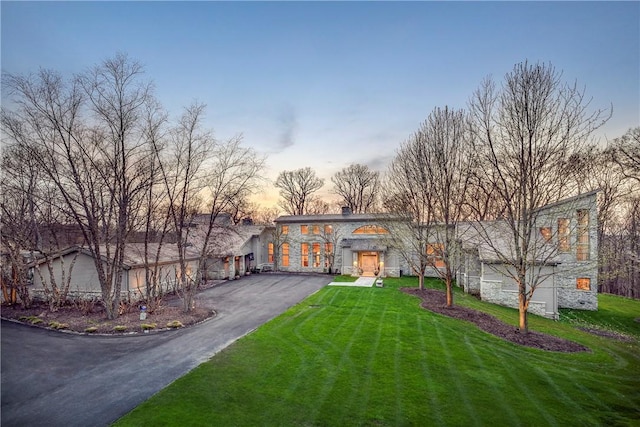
[416,314,445,426]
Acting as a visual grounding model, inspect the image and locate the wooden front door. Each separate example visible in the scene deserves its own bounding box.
[360,252,378,276]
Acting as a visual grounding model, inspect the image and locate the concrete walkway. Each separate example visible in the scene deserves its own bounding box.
[328,276,376,287]
[1,274,331,427]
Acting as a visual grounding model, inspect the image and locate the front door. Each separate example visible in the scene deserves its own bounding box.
[360,252,378,276]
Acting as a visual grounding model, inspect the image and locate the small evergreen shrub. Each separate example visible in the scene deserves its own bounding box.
[166,320,184,329]
[113,325,127,332]
[85,326,98,333]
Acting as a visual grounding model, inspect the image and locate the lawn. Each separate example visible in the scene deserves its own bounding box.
[115,277,640,426]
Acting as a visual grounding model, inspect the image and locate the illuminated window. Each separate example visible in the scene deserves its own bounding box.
[576,278,590,291]
[281,225,289,235]
[301,225,308,234]
[558,218,570,252]
[540,227,552,243]
[301,243,309,267]
[312,242,321,267]
[268,243,274,263]
[324,242,334,268]
[576,210,589,261]
[324,224,333,234]
[427,243,445,268]
[312,225,320,234]
[282,243,289,267]
[353,225,389,234]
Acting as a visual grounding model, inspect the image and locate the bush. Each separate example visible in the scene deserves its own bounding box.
[166,320,184,329]
[85,326,98,333]
[113,325,127,332]
[141,323,157,331]
[48,321,69,330]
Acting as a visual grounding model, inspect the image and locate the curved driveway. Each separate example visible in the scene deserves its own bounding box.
[1,274,330,427]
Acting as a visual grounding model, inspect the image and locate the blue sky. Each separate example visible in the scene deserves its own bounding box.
[2,1,639,206]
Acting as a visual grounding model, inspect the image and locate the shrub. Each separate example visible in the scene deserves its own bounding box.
[166,320,184,329]
[48,321,69,330]
[113,325,127,332]
[85,326,98,333]
[141,323,157,331]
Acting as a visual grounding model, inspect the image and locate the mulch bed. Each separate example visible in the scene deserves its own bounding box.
[401,288,590,353]
[1,299,214,335]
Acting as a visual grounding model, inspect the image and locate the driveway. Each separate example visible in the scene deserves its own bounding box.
[1,274,330,427]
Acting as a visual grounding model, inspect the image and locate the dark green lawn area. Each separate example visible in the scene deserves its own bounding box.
[115,277,640,426]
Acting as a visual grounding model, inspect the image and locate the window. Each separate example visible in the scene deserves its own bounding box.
[301,243,309,267]
[353,225,389,234]
[312,225,320,234]
[281,225,289,235]
[312,243,321,267]
[577,210,590,261]
[540,227,552,243]
[558,218,570,252]
[324,242,334,268]
[576,278,590,291]
[301,225,308,234]
[427,243,445,268]
[268,243,274,263]
[324,224,333,234]
[282,243,290,267]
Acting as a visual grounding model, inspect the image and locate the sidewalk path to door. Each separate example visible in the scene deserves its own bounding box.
[1,274,330,427]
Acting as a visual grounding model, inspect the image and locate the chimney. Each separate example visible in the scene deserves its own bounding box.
[242,218,253,226]
[342,206,352,215]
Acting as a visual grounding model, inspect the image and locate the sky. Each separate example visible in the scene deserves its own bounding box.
[2,1,639,208]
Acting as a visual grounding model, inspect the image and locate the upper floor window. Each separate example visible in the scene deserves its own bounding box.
[281,225,289,235]
[312,225,320,235]
[353,225,389,234]
[540,227,552,243]
[558,218,570,252]
[324,224,333,234]
[576,210,590,261]
[301,225,308,234]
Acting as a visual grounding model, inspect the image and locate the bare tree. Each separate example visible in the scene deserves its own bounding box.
[611,127,640,185]
[2,54,156,319]
[331,164,380,213]
[468,61,609,332]
[274,167,324,215]
[383,106,474,299]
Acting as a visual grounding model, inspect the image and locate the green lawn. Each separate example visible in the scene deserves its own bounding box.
[115,277,640,426]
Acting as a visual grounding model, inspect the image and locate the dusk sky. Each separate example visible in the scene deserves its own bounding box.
[2,1,639,207]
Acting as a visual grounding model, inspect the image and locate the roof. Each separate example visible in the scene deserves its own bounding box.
[187,224,266,257]
[275,213,404,224]
[29,243,201,269]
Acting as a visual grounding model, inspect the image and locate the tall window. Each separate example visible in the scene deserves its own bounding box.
[427,243,445,268]
[576,277,590,291]
[558,218,570,252]
[301,225,308,234]
[324,224,333,234]
[281,225,289,235]
[312,225,320,234]
[312,243,321,267]
[324,242,334,268]
[268,242,274,263]
[301,243,309,267]
[282,243,290,267]
[576,210,590,261]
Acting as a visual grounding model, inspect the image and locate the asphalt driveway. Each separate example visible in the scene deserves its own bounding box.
[1,274,330,427]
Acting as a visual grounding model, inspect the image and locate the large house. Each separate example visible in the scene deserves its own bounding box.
[273,192,599,319]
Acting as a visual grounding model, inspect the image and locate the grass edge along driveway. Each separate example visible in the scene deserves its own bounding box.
[115,277,640,426]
